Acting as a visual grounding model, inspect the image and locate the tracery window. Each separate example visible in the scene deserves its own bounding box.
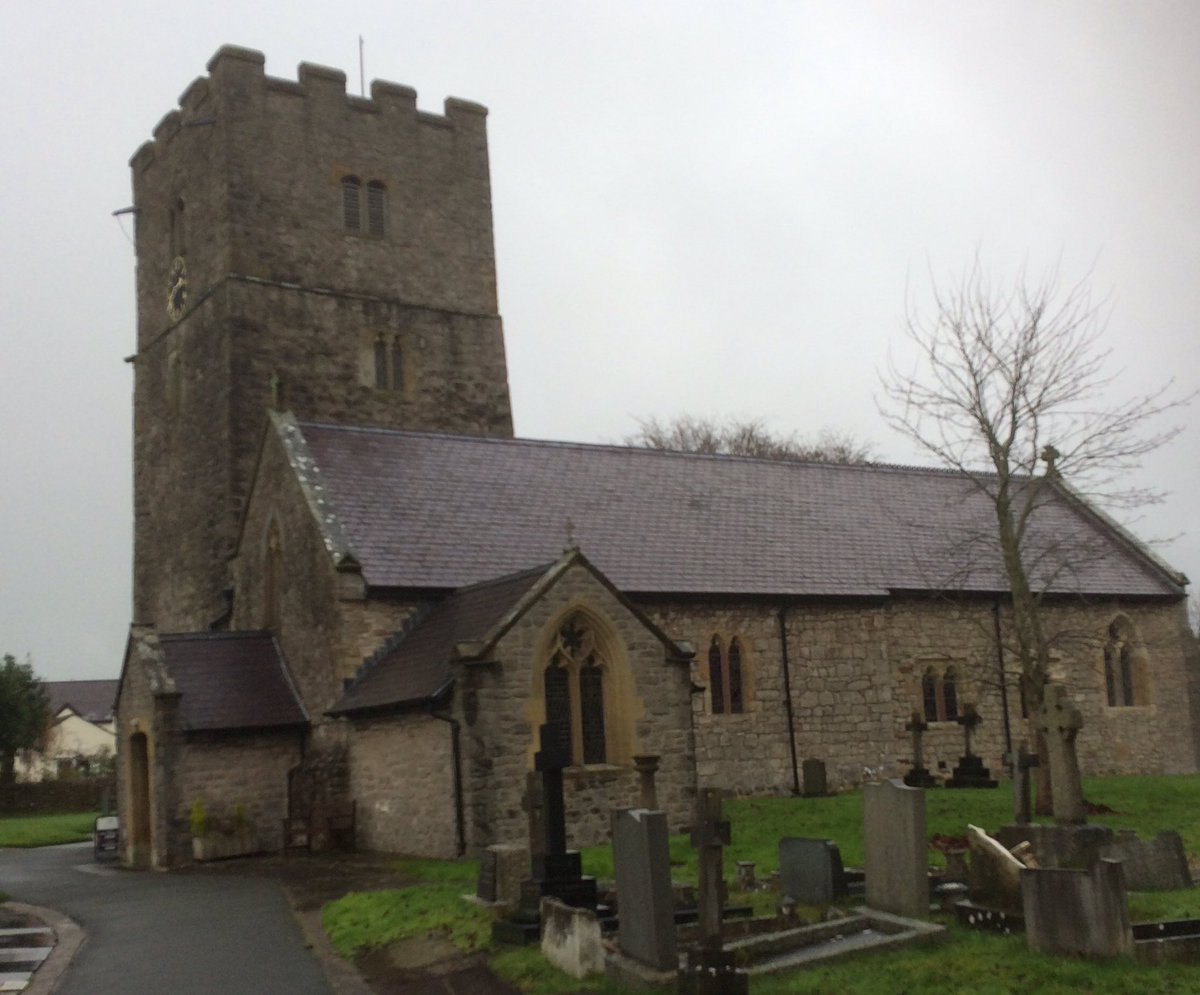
[1104,616,1147,707]
[708,635,745,715]
[922,665,959,723]
[544,616,609,765]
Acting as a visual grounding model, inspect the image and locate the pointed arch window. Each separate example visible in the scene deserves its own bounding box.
[263,522,282,632]
[1105,616,1146,707]
[542,616,614,765]
[922,664,959,723]
[708,634,745,715]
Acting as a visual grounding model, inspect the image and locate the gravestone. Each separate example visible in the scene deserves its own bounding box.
[1012,740,1038,825]
[1023,860,1133,958]
[612,808,677,971]
[476,844,528,907]
[946,704,998,788]
[1039,685,1086,825]
[779,837,846,905]
[493,723,597,944]
[903,711,938,788]
[678,788,749,995]
[864,779,928,919]
[632,754,660,810]
[802,758,828,797]
[540,897,604,979]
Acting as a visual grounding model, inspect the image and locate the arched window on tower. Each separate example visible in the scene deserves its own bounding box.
[390,338,404,391]
[367,181,386,236]
[373,337,388,389]
[342,176,361,231]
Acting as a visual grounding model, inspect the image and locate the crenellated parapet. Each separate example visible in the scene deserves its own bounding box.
[131,44,487,171]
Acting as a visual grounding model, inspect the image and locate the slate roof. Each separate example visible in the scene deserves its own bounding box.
[293,421,1185,601]
[158,632,308,732]
[330,564,551,715]
[44,680,118,724]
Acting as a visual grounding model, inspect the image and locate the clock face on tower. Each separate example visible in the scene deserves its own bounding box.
[166,255,188,321]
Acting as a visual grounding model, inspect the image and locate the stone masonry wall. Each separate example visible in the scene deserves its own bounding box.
[462,564,695,855]
[348,714,458,858]
[646,596,1196,794]
[172,730,302,860]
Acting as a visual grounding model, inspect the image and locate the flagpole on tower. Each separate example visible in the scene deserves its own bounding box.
[359,36,365,97]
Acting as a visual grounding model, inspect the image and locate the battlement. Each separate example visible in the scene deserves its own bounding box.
[131,44,486,170]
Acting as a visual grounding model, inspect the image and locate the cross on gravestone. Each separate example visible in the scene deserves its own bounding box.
[632,753,660,810]
[1013,740,1039,825]
[1038,684,1085,826]
[679,788,748,995]
[903,711,938,788]
[947,704,998,789]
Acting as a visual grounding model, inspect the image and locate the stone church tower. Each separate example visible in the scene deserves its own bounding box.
[128,45,513,633]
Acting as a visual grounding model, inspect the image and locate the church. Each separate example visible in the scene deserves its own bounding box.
[115,46,1198,869]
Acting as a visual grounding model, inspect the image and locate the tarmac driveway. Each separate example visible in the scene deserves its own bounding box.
[1,842,331,994]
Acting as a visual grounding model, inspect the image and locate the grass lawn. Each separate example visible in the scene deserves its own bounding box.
[322,775,1200,994]
[0,812,98,848]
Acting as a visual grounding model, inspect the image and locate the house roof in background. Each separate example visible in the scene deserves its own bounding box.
[289,420,1184,601]
[44,680,118,724]
[158,632,308,732]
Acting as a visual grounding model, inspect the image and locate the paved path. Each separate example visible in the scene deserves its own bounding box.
[1,843,331,994]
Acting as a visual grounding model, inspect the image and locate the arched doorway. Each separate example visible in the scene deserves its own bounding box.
[127,733,152,867]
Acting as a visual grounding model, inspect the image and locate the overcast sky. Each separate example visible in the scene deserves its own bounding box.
[1,2,1196,680]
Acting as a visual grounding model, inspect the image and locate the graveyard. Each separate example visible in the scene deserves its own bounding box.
[320,773,1200,994]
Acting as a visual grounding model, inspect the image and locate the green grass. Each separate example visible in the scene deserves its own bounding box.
[323,776,1200,994]
[0,812,98,848]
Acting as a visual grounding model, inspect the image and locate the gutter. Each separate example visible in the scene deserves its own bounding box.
[777,607,802,795]
[430,702,466,857]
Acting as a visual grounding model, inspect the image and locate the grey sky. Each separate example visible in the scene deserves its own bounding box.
[1,2,1196,679]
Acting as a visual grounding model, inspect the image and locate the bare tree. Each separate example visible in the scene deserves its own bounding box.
[880,258,1189,816]
[626,415,873,464]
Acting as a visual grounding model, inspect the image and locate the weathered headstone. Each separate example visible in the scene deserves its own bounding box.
[864,779,928,919]
[802,758,828,797]
[678,788,749,995]
[477,843,528,907]
[735,861,756,890]
[1102,830,1193,892]
[903,711,938,788]
[947,704,998,788]
[1039,685,1086,826]
[632,754,660,810]
[612,808,677,971]
[779,837,846,906]
[965,824,1027,912]
[1023,860,1133,958]
[540,897,605,979]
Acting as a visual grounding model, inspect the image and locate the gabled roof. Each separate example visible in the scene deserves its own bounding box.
[330,549,690,717]
[158,632,308,732]
[281,419,1185,601]
[43,680,118,724]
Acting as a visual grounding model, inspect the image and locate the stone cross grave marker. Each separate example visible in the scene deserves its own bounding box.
[612,807,677,971]
[864,778,929,919]
[1039,684,1086,826]
[1013,740,1039,825]
[678,788,748,995]
[947,704,998,788]
[903,711,938,788]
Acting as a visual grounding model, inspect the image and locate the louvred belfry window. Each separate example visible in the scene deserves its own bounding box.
[367,181,386,235]
[342,176,361,230]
